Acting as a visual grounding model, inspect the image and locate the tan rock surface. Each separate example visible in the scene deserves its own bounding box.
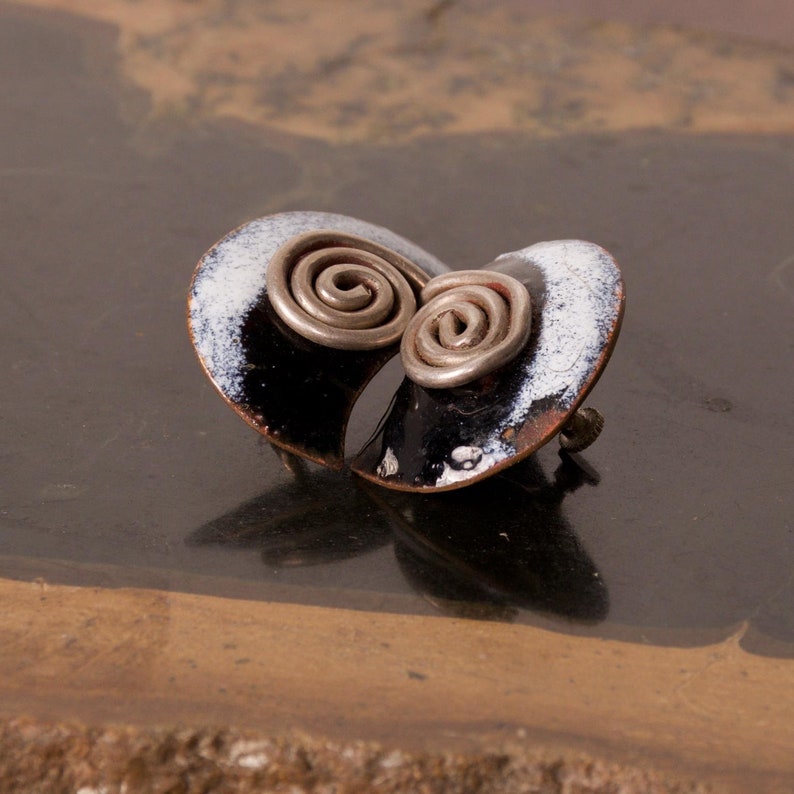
[1,575,793,791]
[14,0,794,142]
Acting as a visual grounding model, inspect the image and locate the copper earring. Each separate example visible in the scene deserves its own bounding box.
[188,212,625,492]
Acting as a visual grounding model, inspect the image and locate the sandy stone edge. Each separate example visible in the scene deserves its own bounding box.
[0,717,712,794]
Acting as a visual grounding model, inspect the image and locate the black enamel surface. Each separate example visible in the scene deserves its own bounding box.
[355,371,536,489]
[354,250,624,490]
[188,212,449,467]
[237,301,398,467]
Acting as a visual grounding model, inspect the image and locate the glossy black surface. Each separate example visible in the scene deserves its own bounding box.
[356,371,531,488]
[190,452,607,623]
[1,6,793,658]
[238,301,398,467]
[355,251,623,490]
[188,461,393,567]
[376,455,609,623]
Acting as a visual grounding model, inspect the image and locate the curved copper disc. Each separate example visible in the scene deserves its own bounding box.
[188,211,448,468]
[352,240,625,491]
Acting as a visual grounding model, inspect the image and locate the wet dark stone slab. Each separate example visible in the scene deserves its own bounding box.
[1,5,793,658]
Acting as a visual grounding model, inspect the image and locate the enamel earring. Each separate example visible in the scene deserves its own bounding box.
[188,212,624,492]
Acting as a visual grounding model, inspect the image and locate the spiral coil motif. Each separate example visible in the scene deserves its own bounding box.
[266,230,431,350]
[400,270,532,389]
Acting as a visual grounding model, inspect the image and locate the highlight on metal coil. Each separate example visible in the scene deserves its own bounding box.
[400,270,532,389]
[266,230,432,350]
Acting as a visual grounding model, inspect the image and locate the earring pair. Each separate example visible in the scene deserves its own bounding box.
[188,212,624,492]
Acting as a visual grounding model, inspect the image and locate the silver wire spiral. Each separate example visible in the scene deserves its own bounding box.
[266,230,430,350]
[400,270,532,389]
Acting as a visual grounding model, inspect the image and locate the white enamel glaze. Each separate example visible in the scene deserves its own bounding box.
[375,446,400,478]
[189,212,448,401]
[434,446,499,487]
[499,239,622,423]
[480,238,623,467]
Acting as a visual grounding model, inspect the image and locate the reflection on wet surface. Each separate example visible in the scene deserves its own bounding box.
[190,452,608,625]
[1,4,793,661]
[188,459,394,568]
[377,454,608,623]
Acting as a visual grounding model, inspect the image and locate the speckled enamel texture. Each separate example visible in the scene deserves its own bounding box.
[189,215,623,488]
[189,212,447,402]
[188,212,448,467]
[353,240,625,492]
